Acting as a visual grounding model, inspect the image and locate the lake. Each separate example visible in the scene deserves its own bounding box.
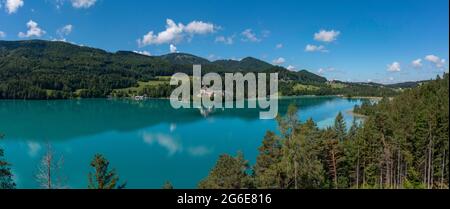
[0,96,363,189]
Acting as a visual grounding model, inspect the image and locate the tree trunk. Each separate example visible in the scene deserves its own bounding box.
[356,148,360,189]
[294,161,298,189]
[441,150,446,189]
[427,134,433,189]
[362,160,366,189]
[397,150,401,189]
[331,149,338,189]
[47,154,52,189]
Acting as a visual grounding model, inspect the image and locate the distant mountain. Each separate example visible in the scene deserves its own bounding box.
[0,40,327,99]
[296,70,328,83]
[386,80,429,89]
[213,57,274,72]
[159,53,211,65]
[350,80,428,89]
[0,40,327,81]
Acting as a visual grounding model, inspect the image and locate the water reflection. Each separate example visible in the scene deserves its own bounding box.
[142,132,182,156]
[0,96,357,142]
[0,96,363,188]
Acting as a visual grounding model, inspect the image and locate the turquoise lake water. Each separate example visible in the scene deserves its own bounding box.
[0,97,363,189]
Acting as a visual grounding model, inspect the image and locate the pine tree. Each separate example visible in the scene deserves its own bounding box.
[200,73,449,189]
[254,131,284,188]
[292,119,325,189]
[88,154,126,189]
[162,181,174,189]
[334,112,347,142]
[276,104,302,188]
[0,134,15,189]
[198,152,252,189]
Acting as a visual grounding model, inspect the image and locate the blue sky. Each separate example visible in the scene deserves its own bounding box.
[0,0,448,83]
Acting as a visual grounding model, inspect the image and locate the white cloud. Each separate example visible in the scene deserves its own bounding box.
[272,57,285,65]
[287,65,296,71]
[0,31,6,38]
[262,30,271,38]
[241,29,261,42]
[425,55,440,63]
[137,19,217,47]
[411,59,423,68]
[57,24,73,36]
[27,141,41,158]
[215,35,233,45]
[138,19,184,46]
[170,44,177,53]
[54,0,64,9]
[208,54,221,61]
[187,146,212,157]
[18,20,46,38]
[318,68,324,74]
[184,21,216,34]
[51,38,67,42]
[169,123,177,132]
[71,0,96,8]
[143,133,181,156]
[305,44,328,52]
[314,29,340,43]
[425,55,446,68]
[318,67,335,75]
[387,62,401,72]
[133,50,151,56]
[276,43,283,49]
[5,0,24,14]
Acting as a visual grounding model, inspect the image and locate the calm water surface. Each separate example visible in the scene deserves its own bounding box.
[0,97,363,188]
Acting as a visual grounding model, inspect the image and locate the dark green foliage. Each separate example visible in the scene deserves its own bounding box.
[1,40,397,99]
[162,181,174,189]
[88,154,126,189]
[213,57,273,72]
[201,74,449,189]
[0,149,15,189]
[334,112,346,141]
[352,73,449,189]
[253,131,284,188]
[0,40,328,99]
[0,133,15,189]
[198,152,253,189]
[279,80,398,97]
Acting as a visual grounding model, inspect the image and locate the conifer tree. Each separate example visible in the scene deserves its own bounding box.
[162,181,174,189]
[334,112,347,141]
[254,131,284,188]
[88,154,126,189]
[0,134,15,189]
[198,152,252,189]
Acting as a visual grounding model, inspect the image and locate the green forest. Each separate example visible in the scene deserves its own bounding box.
[0,40,400,99]
[198,74,449,189]
[1,72,447,189]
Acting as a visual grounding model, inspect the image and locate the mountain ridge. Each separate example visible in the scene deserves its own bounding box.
[0,39,331,99]
[0,39,326,81]
[0,40,410,99]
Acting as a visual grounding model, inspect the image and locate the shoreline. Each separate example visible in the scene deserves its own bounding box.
[0,94,350,102]
[338,95,383,100]
[346,109,368,118]
[0,94,385,101]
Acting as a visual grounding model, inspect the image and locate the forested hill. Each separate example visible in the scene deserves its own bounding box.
[0,40,327,99]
